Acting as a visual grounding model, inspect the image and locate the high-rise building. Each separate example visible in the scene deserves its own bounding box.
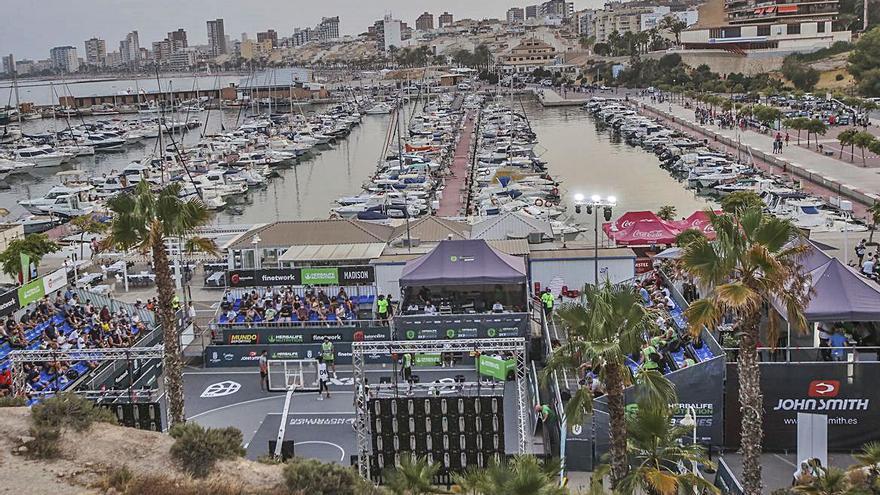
[152,40,171,63]
[50,46,79,73]
[84,38,106,66]
[438,12,454,27]
[525,5,539,19]
[317,16,340,40]
[382,14,403,52]
[207,19,227,56]
[2,54,14,74]
[257,29,278,47]
[292,28,314,47]
[168,28,188,51]
[507,7,525,24]
[576,9,596,36]
[415,12,434,31]
[540,0,574,18]
[119,31,140,66]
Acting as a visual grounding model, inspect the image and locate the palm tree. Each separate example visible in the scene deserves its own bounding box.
[793,467,859,495]
[656,205,677,221]
[0,234,60,281]
[852,441,880,486]
[869,202,880,244]
[103,181,216,426]
[610,406,718,495]
[678,207,812,495]
[70,214,108,261]
[542,281,656,485]
[384,455,439,495]
[453,456,564,495]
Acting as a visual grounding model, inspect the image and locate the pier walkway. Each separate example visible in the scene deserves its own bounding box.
[637,97,880,218]
[437,111,475,216]
[538,87,589,107]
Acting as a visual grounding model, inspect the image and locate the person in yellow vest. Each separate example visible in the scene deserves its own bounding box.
[171,294,181,312]
[321,337,336,378]
[540,289,555,315]
[376,295,389,325]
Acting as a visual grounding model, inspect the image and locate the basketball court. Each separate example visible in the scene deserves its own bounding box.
[183,363,514,464]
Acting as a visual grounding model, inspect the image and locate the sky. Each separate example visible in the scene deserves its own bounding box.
[0,0,601,60]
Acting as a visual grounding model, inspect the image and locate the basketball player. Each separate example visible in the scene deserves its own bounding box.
[317,358,331,400]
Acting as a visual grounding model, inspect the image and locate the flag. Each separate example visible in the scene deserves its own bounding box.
[19,253,30,284]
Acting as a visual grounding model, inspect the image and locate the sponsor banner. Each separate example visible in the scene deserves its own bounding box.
[17,278,45,306]
[301,268,339,286]
[223,326,390,345]
[395,313,529,340]
[42,268,68,295]
[0,288,20,318]
[478,355,514,380]
[226,266,375,287]
[725,362,880,451]
[204,343,386,367]
[227,269,300,287]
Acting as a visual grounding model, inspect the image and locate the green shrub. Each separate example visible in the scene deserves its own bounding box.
[0,396,26,407]
[24,424,61,459]
[283,458,379,495]
[105,465,134,491]
[31,393,117,432]
[169,423,245,478]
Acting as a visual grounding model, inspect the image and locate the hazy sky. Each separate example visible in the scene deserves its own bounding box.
[0,0,600,60]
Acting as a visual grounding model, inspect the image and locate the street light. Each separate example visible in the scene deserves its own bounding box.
[680,406,699,480]
[573,194,617,285]
[251,234,262,283]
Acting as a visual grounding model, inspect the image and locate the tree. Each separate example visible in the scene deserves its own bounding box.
[0,234,60,281]
[852,441,880,487]
[679,208,811,495]
[676,228,707,248]
[453,456,565,495]
[384,455,439,495]
[805,119,828,150]
[868,201,880,244]
[70,214,108,261]
[784,117,810,145]
[837,128,859,161]
[793,467,862,495]
[720,191,764,214]
[542,281,657,485]
[103,181,216,426]
[656,205,677,221]
[848,27,880,82]
[609,406,719,495]
[660,16,687,46]
[851,131,876,166]
[782,59,820,91]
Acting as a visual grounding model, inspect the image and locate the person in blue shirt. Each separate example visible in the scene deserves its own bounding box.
[829,329,848,361]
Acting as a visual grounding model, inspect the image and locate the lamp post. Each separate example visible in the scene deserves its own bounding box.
[573,193,617,285]
[680,406,699,482]
[251,234,262,283]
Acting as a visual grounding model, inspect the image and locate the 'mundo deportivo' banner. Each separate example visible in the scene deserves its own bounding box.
[227,266,375,287]
[204,342,386,367]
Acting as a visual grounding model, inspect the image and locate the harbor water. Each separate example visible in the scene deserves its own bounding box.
[0,97,712,232]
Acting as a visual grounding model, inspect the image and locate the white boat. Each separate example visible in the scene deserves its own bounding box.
[365,102,393,115]
[18,183,94,214]
[57,144,96,157]
[13,147,68,168]
[0,157,37,174]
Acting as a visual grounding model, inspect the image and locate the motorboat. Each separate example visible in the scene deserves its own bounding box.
[0,157,37,175]
[13,146,69,168]
[365,102,394,115]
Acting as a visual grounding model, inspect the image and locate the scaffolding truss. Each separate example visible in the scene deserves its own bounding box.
[351,337,531,480]
[10,346,164,396]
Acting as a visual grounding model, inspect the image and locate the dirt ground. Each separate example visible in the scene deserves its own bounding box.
[0,407,286,495]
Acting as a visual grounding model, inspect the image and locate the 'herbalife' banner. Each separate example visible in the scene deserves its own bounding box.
[725,362,880,451]
[227,266,375,287]
[223,326,390,345]
[204,343,386,367]
[394,313,529,340]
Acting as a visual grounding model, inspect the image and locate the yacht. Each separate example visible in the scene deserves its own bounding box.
[18,183,94,214]
[0,157,37,175]
[365,102,394,115]
[13,146,69,168]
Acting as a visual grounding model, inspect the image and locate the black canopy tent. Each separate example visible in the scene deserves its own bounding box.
[399,240,528,313]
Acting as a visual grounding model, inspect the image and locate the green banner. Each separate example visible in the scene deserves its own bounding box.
[301,267,339,286]
[414,353,442,367]
[18,278,45,306]
[20,253,30,283]
[478,355,515,380]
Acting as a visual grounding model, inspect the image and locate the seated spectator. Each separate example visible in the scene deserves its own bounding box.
[406,302,420,313]
[492,301,504,313]
[424,301,437,315]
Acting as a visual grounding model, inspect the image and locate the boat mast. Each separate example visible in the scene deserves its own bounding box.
[12,69,21,125]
